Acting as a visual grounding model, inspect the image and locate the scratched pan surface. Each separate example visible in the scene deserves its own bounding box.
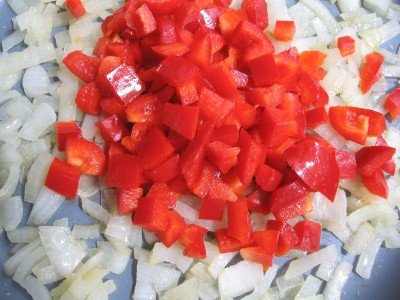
[0,0,400,299]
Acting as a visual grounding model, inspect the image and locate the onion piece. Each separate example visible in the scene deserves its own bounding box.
[337,0,360,13]
[81,114,100,141]
[0,166,20,199]
[150,242,193,273]
[344,222,375,255]
[363,0,392,16]
[6,0,29,14]
[300,0,340,35]
[356,233,383,279]
[7,226,39,244]
[9,244,27,255]
[323,262,353,300]
[13,246,47,284]
[20,275,51,300]
[104,215,133,245]
[243,264,279,299]
[218,261,264,298]
[33,95,59,112]
[267,0,291,32]
[347,204,398,231]
[190,262,215,283]
[18,103,56,141]
[285,245,338,279]
[35,264,64,285]
[208,251,237,280]
[72,223,100,240]
[0,143,23,168]
[296,275,324,299]
[136,262,181,294]
[81,197,110,224]
[22,65,51,98]
[27,187,65,226]
[276,274,305,293]
[2,30,25,52]
[78,175,99,198]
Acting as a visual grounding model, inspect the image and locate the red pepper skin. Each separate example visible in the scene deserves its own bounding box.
[65,138,106,176]
[306,106,329,129]
[156,211,186,247]
[147,182,180,209]
[137,127,175,170]
[100,97,126,121]
[255,164,283,192]
[356,146,396,176]
[143,0,183,15]
[286,138,339,201]
[96,56,122,96]
[269,180,312,221]
[273,21,296,42]
[360,52,384,94]
[117,188,143,215]
[106,154,142,188]
[180,121,215,188]
[294,220,322,253]
[227,198,252,243]
[266,220,299,256]
[215,228,253,253]
[335,150,357,180]
[156,56,199,87]
[198,88,235,127]
[146,154,180,183]
[298,72,328,107]
[206,141,240,174]
[361,170,388,199]
[236,129,263,185]
[126,94,163,125]
[45,158,81,200]
[384,88,400,121]
[235,97,258,129]
[337,36,355,57]
[246,189,269,214]
[186,35,212,68]
[157,17,178,44]
[75,82,102,115]
[199,196,225,221]
[347,107,386,136]
[56,122,82,152]
[133,197,169,232]
[63,51,100,83]
[151,43,190,57]
[211,125,239,147]
[65,0,86,18]
[177,80,199,105]
[105,64,145,105]
[205,62,237,98]
[97,115,129,142]
[248,54,280,87]
[243,0,268,30]
[128,4,157,37]
[163,103,199,140]
[246,84,285,108]
[101,8,127,35]
[299,51,326,81]
[105,43,135,66]
[179,224,208,259]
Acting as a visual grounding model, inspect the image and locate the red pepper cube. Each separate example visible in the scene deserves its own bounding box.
[360,52,384,94]
[163,103,199,140]
[305,106,329,129]
[106,154,142,188]
[56,121,82,152]
[177,80,199,105]
[273,20,296,42]
[156,211,186,248]
[246,189,269,214]
[75,82,101,116]
[66,138,106,176]
[133,197,169,232]
[145,154,180,183]
[206,141,240,174]
[179,224,208,259]
[125,94,163,124]
[384,88,400,121]
[147,182,180,209]
[65,0,86,18]
[227,198,252,243]
[137,127,175,170]
[198,88,234,127]
[63,51,100,82]
[204,62,237,98]
[142,0,183,15]
[199,196,226,221]
[337,36,355,57]
[335,150,357,180]
[361,170,388,199]
[243,0,268,30]
[248,54,280,87]
[294,220,321,253]
[100,97,126,121]
[298,72,328,107]
[211,125,239,147]
[45,157,80,200]
[266,220,299,256]
[215,228,253,253]
[106,64,145,105]
[356,146,396,176]
[128,4,157,37]
[96,115,129,142]
[185,35,212,68]
[117,188,143,215]
[156,56,199,88]
[255,164,283,192]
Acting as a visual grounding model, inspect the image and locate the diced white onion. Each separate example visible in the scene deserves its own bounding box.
[296,275,324,299]
[104,215,133,245]
[13,246,47,284]
[344,222,375,255]
[18,103,56,141]
[276,274,305,293]
[2,30,25,52]
[150,243,193,273]
[81,197,110,224]
[323,262,353,300]
[337,0,360,13]
[35,264,64,285]
[72,223,100,240]
[7,226,39,244]
[0,166,20,199]
[208,251,237,280]
[347,204,398,231]
[356,233,383,279]
[22,65,51,98]
[363,0,392,16]
[244,264,279,299]
[300,0,340,35]
[20,275,51,300]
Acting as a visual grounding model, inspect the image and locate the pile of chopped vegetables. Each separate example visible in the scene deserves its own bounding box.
[0,0,400,299]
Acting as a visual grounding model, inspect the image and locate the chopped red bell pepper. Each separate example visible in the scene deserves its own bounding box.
[273,20,296,42]
[100,97,126,121]
[335,150,357,180]
[146,154,180,183]
[298,72,329,107]
[198,88,235,126]
[211,125,239,147]
[384,88,400,121]
[65,0,86,18]
[356,146,396,176]
[75,82,101,116]
[227,198,252,243]
[163,103,199,140]
[177,80,199,105]
[156,56,199,87]
[205,62,237,98]
[243,0,268,30]
[97,115,129,142]
[186,35,212,68]
[294,220,322,253]
[147,182,180,209]
[215,228,254,253]
[361,170,388,199]
[106,154,142,188]
[248,54,280,87]
[179,224,208,259]
[143,0,184,15]
[56,121,82,152]
[206,141,240,174]
[255,164,283,192]
[133,196,169,232]
[125,94,163,125]
[199,196,226,221]
[299,51,326,80]
[63,51,100,83]
[128,4,157,37]
[45,157,81,200]
[105,42,135,66]
[152,43,190,56]
[246,189,269,214]
[65,138,106,176]
[305,106,329,129]
[266,220,299,256]
[117,188,143,215]
[359,52,384,94]
[337,36,355,57]
[246,84,285,108]
[156,210,186,247]
[137,127,175,170]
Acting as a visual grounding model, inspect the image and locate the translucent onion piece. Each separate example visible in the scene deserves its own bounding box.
[323,262,353,300]
[18,138,51,164]
[27,186,65,226]
[0,143,23,167]
[267,0,291,32]
[13,246,47,284]
[347,204,398,231]
[356,234,383,279]
[243,264,279,299]
[3,96,33,122]
[35,264,64,285]
[18,103,56,141]
[67,268,107,299]
[136,262,181,294]
[6,0,29,14]
[363,0,392,16]
[72,223,100,240]
[81,197,110,224]
[78,175,99,198]
[2,30,25,52]
[296,275,324,299]
[20,275,51,300]
[276,274,305,293]
[33,95,59,112]
[337,0,360,13]
[22,65,51,98]
[0,118,23,141]
[81,114,100,141]
[0,166,20,199]
[300,0,340,35]
[150,243,193,273]
[104,215,133,245]
[344,222,376,255]
[288,2,316,39]
[190,262,215,283]
[208,251,237,279]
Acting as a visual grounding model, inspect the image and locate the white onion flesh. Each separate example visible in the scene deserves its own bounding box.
[323,262,352,300]
[24,151,52,203]
[296,275,324,299]
[22,65,51,98]
[150,243,193,273]
[81,197,110,225]
[7,226,39,243]
[13,245,47,284]
[18,103,56,141]
[72,223,100,240]
[355,234,383,279]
